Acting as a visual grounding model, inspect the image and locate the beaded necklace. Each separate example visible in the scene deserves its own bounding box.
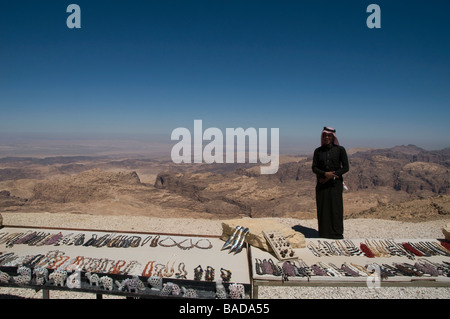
[175,262,187,279]
[150,235,160,247]
[205,266,215,281]
[176,238,194,250]
[141,235,152,246]
[142,261,155,277]
[194,265,203,280]
[220,267,232,282]
[194,238,213,249]
[44,232,64,246]
[110,260,126,274]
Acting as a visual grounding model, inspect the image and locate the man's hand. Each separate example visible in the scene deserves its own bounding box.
[325,171,339,179]
[319,171,339,184]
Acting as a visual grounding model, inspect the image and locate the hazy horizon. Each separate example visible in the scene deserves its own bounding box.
[0,131,447,158]
[1,1,449,156]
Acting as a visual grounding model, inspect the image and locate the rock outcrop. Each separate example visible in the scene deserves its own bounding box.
[31,169,143,204]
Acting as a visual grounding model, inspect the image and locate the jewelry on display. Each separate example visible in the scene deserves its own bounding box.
[164,259,175,277]
[141,235,152,246]
[82,234,98,247]
[205,266,215,281]
[194,238,213,250]
[44,232,64,246]
[261,259,274,275]
[122,260,140,275]
[230,227,249,254]
[142,261,155,277]
[228,283,245,299]
[110,260,126,274]
[255,258,264,275]
[194,265,203,280]
[175,262,188,279]
[222,226,242,250]
[359,243,375,258]
[402,242,423,257]
[281,261,296,280]
[220,267,232,282]
[158,236,179,248]
[341,263,360,277]
[176,238,194,250]
[154,263,166,277]
[150,235,160,247]
[268,259,282,276]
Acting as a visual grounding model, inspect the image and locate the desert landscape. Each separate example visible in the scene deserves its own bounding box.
[0,144,448,222]
[0,143,449,299]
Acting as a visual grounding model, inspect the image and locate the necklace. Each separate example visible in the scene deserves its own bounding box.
[220,267,232,282]
[194,265,203,280]
[142,261,155,277]
[44,232,64,246]
[205,266,215,281]
[57,233,74,246]
[177,238,194,250]
[164,260,175,277]
[175,262,187,279]
[194,238,212,250]
[141,235,152,246]
[150,235,160,247]
[110,260,126,274]
[122,260,140,275]
[158,236,177,247]
[154,263,165,277]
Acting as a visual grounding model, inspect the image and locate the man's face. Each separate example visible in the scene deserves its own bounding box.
[323,133,334,145]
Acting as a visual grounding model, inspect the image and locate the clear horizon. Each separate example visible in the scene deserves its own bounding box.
[1,1,449,156]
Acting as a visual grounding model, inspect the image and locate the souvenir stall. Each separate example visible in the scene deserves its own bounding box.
[251,235,450,298]
[0,225,251,299]
[1,220,450,299]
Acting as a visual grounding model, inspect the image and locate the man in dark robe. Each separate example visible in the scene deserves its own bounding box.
[312,127,349,239]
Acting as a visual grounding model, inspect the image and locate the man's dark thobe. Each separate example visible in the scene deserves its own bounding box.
[312,144,349,239]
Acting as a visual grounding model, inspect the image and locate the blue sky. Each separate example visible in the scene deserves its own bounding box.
[1,0,449,154]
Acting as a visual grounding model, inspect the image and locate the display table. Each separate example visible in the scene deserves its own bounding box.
[250,237,450,298]
[2,224,450,299]
[0,225,251,299]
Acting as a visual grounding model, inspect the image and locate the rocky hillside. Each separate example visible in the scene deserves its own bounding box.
[31,169,143,204]
[153,145,449,219]
[347,195,450,222]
